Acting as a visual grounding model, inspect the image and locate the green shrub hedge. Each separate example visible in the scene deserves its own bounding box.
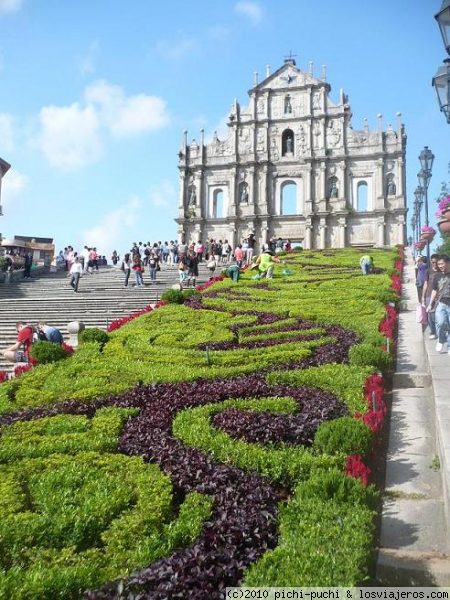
[0,407,213,599]
[244,470,377,586]
[29,341,70,364]
[314,416,374,457]
[79,328,109,348]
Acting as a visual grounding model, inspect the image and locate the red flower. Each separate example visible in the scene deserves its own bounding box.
[379,304,398,339]
[62,343,74,354]
[345,454,371,486]
[355,373,387,433]
[0,370,9,383]
[14,364,33,377]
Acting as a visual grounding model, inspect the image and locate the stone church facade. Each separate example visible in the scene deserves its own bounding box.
[176,59,407,250]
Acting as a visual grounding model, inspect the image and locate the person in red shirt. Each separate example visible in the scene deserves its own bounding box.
[2,322,34,363]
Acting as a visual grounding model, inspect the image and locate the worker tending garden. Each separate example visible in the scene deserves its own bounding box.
[0,247,401,599]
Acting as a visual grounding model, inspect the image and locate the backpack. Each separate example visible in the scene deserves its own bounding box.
[36,329,47,342]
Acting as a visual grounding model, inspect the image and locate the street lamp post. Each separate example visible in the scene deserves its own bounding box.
[414,187,423,238]
[433,0,450,123]
[418,146,435,262]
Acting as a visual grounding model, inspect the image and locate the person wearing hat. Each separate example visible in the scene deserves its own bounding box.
[255,250,281,279]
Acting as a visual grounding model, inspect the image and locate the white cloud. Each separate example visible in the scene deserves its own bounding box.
[85,80,169,137]
[0,0,23,14]
[148,179,176,208]
[79,40,99,76]
[155,36,198,61]
[36,80,170,169]
[1,168,28,211]
[37,103,102,169]
[0,113,14,152]
[82,195,141,254]
[234,1,264,25]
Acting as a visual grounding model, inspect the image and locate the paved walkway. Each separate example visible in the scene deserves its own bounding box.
[377,249,450,585]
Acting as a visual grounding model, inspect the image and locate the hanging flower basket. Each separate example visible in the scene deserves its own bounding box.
[420,232,435,242]
[415,241,426,250]
[438,219,450,235]
[436,195,450,219]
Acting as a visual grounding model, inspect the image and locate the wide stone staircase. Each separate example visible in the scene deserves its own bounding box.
[0,263,211,374]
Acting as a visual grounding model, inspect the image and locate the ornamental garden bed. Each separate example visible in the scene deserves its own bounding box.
[0,247,401,599]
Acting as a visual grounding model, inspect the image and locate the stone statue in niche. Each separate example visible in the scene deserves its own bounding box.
[240,183,249,203]
[286,135,294,154]
[257,98,265,114]
[387,179,396,196]
[329,179,339,198]
[312,92,321,110]
[284,95,292,114]
[188,186,197,206]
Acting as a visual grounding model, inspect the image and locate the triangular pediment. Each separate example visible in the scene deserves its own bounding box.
[252,62,322,93]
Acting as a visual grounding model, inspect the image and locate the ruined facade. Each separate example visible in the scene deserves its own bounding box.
[176,59,407,250]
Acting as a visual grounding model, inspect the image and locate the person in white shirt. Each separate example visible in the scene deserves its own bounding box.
[69,257,83,292]
[82,246,90,273]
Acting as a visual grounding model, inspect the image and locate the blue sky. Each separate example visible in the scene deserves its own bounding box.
[0,0,448,256]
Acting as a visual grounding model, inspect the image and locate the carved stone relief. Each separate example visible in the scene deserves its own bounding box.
[238,127,252,153]
[327,120,341,148]
[257,127,266,152]
[296,124,308,156]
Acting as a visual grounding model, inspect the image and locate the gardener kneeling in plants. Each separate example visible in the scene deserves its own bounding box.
[226,259,241,283]
[2,321,34,363]
[359,254,374,275]
[254,250,281,279]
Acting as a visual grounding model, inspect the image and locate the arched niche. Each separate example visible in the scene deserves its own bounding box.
[282,129,295,156]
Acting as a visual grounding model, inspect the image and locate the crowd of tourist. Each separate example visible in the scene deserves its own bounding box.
[54,236,295,291]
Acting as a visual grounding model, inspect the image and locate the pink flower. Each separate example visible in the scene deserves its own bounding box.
[436,195,450,218]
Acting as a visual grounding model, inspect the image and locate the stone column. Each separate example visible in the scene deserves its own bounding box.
[377,219,385,247]
[397,157,404,197]
[197,171,204,218]
[375,158,385,210]
[319,219,327,249]
[304,223,313,249]
[304,165,313,215]
[259,166,268,215]
[338,217,347,248]
[179,172,186,210]
[229,170,238,217]
[398,215,405,246]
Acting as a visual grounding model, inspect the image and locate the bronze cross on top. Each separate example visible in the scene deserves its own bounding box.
[284,51,297,64]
